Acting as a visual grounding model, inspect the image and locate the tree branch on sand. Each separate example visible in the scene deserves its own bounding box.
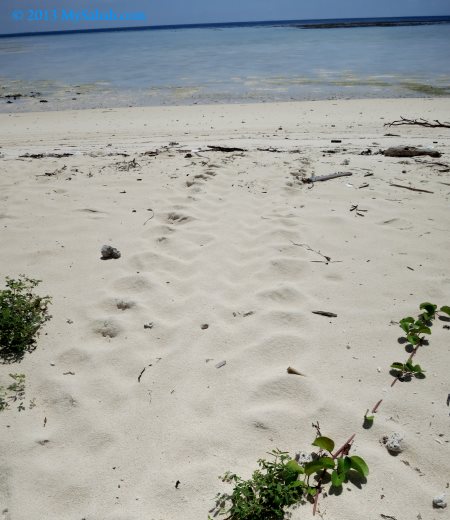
[385,117,450,129]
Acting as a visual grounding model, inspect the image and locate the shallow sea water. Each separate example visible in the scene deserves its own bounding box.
[1,22,450,111]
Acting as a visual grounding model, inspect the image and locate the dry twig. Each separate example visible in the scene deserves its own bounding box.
[385,117,450,129]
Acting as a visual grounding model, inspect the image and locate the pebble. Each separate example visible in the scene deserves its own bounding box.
[296,451,313,465]
[433,494,447,509]
[382,432,404,453]
[101,245,121,260]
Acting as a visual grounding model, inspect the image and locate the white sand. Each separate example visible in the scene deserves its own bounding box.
[0,98,449,519]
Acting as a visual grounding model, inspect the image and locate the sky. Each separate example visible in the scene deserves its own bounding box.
[0,0,450,35]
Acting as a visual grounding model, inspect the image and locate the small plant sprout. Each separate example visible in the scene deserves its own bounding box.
[363,410,374,428]
[392,302,448,387]
[0,373,27,412]
[209,425,369,519]
[366,302,448,420]
[390,361,425,381]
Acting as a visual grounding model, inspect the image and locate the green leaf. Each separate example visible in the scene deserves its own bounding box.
[320,456,336,469]
[440,305,450,316]
[304,457,335,476]
[407,334,419,345]
[420,302,437,315]
[286,460,304,474]
[312,436,335,453]
[331,470,346,487]
[391,362,404,370]
[349,456,369,477]
[399,317,414,333]
[307,487,317,497]
[337,457,351,474]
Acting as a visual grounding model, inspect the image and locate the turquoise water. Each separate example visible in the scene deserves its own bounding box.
[1,22,450,110]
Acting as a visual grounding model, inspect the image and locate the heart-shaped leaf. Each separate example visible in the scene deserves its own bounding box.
[312,436,335,453]
[337,457,351,474]
[420,302,437,315]
[349,456,369,477]
[304,457,335,475]
[440,305,450,316]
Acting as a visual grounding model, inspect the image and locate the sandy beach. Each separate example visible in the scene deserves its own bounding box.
[0,97,449,519]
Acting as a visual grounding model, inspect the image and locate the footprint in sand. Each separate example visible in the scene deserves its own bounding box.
[92,318,121,338]
[167,212,192,224]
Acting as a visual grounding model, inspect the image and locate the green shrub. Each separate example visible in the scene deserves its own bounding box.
[0,276,51,362]
[210,434,368,520]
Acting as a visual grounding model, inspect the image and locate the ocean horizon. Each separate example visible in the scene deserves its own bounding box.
[1,15,450,38]
[1,15,450,111]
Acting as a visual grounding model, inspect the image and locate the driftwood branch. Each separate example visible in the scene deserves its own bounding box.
[382,146,441,158]
[303,172,352,183]
[385,117,450,129]
[389,183,434,194]
[207,145,247,152]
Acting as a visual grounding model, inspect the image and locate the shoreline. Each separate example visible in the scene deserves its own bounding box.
[2,91,450,114]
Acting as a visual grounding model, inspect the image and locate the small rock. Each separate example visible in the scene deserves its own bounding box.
[296,451,313,465]
[382,432,404,454]
[433,494,447,509]
[101,245,121,260]
[201,324,209,330]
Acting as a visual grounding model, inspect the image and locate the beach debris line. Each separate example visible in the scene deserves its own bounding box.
[389,183,434,194]
[19,152,73,159]
[101,245,121,260]
[385,116,450,129]
[312,311,338,318]
[382,146,441,158]
[303,172,352,183]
